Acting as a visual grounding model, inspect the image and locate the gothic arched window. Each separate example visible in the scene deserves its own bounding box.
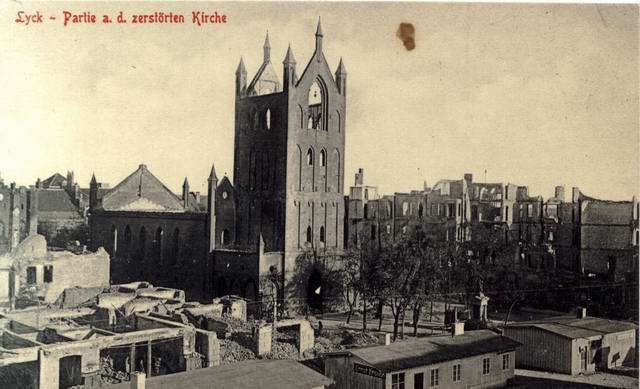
[111,225,118,255]
[139,226,147,260]
[306,226,312,243]
[308,79,325,130]
[306,148,314,166]
[265,109,271,130]
[254,111,260,130]
[262,154,270,190]
[320,226,325,243]
[334,149,341,193]
[298,105,304,128]
[319,149,326,167]
[309,81,322,105]
[249,149,257,190]
[123,225,132,259]
[154,227,163,263]
[172,228,180,264]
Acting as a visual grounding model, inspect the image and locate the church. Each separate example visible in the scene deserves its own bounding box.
[89,20,348,306]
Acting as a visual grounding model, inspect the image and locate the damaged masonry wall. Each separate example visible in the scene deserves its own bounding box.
[0,283,221,389]
[0,234,110,310]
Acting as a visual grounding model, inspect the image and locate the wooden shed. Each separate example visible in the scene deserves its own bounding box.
[504,312,637,375]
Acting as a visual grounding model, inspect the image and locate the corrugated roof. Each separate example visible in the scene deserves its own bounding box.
[505,316,637,339]
[528,323,602,339]
[105,360,332,389]
[347,330,521,373]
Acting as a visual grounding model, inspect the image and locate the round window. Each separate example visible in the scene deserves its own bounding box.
[222,191,228,199]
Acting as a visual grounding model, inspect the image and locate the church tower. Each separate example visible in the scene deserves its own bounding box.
[232,19,346,258]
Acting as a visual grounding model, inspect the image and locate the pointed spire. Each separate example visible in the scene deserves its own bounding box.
[315,17,323,37]
[183,177,189,188]
[283,44,296,65]
[336,57,346,75]
[90,173,97,185]
[208,163,218,182]
[263,31,271,63]
[236,57,246,75]
[315,17,323,53]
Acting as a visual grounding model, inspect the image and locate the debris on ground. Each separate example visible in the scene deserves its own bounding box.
[220,338,256,364]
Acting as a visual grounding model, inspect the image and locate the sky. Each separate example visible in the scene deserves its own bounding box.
[0,2,638,200]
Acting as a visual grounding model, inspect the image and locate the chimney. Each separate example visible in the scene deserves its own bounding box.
[572,187,581,203]
[355,168,364,186]
[452,322,465,337]
[555,186,565,202]
[182,177,190,209]
[66,171,75,189]
[130,372,145,389]
[576,307,587,319]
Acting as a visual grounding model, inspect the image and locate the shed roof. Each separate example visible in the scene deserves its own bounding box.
[505,316,637,339]
[105,359,332,389]
[344,330,521,373]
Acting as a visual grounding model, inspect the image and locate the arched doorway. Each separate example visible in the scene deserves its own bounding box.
[307,269,323,313]
[215,277,227,297]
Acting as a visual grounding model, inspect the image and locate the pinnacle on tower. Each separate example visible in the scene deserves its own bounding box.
[336,57,346,75]
[315,17,323,37]
[263,31,271,62]
[236,57,247,75]
[90,173,97,185]
[283,44,296,65]
[183,177,190,188]
[315,17,323,52]
[208,163,218,182]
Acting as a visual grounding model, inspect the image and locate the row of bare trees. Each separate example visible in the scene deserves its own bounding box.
[284,223,547,340]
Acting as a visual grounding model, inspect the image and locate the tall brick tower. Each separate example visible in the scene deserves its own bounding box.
[232,19,346,262]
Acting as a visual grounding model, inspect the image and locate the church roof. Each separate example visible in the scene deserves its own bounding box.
[41,173,66,188]
[99,164,185,213]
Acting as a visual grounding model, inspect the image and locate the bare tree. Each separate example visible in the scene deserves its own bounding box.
[337,250,362,324]
[379,233,425,340]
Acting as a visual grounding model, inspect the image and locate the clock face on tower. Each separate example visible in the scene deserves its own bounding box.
[222,191,228,199]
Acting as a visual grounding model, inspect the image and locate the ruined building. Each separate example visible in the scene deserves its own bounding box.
[33,171,98,248]
[0,175,36,255]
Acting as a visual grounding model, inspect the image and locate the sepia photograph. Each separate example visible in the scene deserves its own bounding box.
[0,2,638,389]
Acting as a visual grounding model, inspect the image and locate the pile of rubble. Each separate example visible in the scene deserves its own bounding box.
[339,329,380,347]
[98,356,129,385]
[219,338,256,364]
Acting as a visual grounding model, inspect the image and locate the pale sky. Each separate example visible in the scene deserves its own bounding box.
[0,2,638,200]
